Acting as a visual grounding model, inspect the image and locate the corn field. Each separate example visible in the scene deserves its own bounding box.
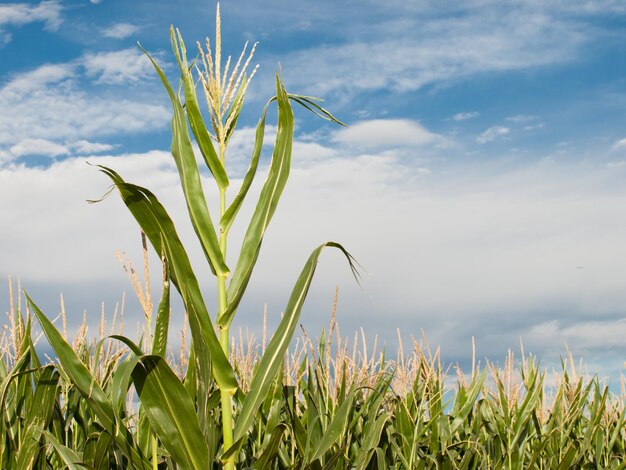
[2,5,626,469]
[2,277,626,468]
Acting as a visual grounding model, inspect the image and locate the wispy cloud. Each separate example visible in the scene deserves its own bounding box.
[82,48,154,84]
[477,126,510,144]
[102,22,140,40]
[0,1,62,45]
[450,112,479,122]
[271,4,592,100]
[70,140,115,154]
[0,60,168,163]
[611,137,626,151]
[506,114,538,123]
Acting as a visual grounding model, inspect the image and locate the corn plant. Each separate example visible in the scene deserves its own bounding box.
[3,269,626,467]
[27,5,356,469]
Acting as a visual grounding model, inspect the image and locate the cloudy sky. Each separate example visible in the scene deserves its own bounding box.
[1,0,626,381]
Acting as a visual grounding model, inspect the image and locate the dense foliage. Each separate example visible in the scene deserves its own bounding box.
[1,284,625,468]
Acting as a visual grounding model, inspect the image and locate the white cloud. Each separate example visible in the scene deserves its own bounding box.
[477,126,510,144]
[611,138,626,151]
[69,140,115,154]
[0,62,169,164]
[9,138,68,158]
[450,111,479,122]
[102,22,140,40]
[273,6,590,99]
[3,138,626,377]
[1,63,73,96]
[332,119,442,149]
[528,319,626,352]
[82,48,154,85]
[0,1,62,31]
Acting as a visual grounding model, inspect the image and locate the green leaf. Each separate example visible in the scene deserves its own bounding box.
[219,92,341,237]
[170,28,229,190]
[42,430,84,470]
[255,423,288,469]
[308,389,355,464]
[221,76,294,328]
[94,166,236,394]
[151,255,170,357]
[232,241,359,446]
[110,354,141,418]
[16,365,60,469]
[132,355,209,470]
[139,42,229,277]
[28,294,151,470]
[28,293,116,431]
[219,96,270,235]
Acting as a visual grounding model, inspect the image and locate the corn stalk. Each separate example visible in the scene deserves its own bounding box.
[28,6,353,469]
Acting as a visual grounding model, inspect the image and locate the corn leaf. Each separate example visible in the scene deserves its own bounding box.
[28,293,116,431]
[152,256,170,358]
[42,430,84,470]
[15,365,60,469]
[219,96,270,235]
[132,355,209,470]
[307,390,355,464]
[232,241,359,445]
[170,28,229,190]
[95,165,236,393]
[221,76,294,328]
[139,43,228,277]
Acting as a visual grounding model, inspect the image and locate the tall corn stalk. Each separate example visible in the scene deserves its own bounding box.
[28,5,355,469]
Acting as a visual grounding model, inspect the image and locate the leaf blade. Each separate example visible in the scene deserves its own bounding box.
[139,42,229,277]
[232,241,359,445]
[132,355,209,470]
[170,28,229,190]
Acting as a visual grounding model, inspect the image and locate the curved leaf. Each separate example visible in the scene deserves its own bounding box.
[221,76,294,327]
[132,355,209,470]
[232,241,360,445]
[95,166,237,393]
[28,294,116,431]
[28,295,150,469]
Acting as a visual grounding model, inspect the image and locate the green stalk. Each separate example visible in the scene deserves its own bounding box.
[151,433,158,470]
[217,141,236,470]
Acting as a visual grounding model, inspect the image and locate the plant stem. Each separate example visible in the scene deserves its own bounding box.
[217,141,236,470]
[151,433,158,470]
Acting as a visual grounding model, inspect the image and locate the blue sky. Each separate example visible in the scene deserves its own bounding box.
[1,0,626,381]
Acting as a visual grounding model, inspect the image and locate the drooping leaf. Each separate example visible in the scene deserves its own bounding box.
[94,166,236,393]
[231,241,359,446]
